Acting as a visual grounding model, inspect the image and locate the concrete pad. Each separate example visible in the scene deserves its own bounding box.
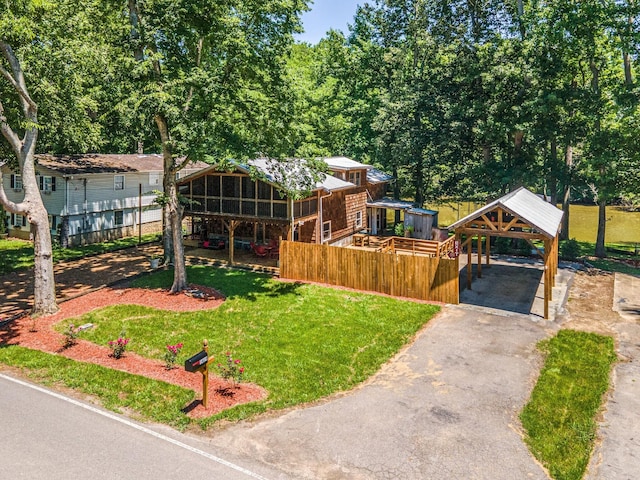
[586,273,640,480]
[202,308,555,479]
[458,256,576,322]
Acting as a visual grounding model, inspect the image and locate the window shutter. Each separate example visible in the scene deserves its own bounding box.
[11,213,15,225]
[22,215,27,226]
[39,176,43,191]
[51,177,56,191]
[10,175,14,189]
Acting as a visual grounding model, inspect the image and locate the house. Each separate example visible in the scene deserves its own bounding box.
[177,156,393,248]
[1,154,207,246]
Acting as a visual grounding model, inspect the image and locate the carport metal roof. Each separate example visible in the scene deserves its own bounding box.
[447,187,564,319]
[447,187,563,238]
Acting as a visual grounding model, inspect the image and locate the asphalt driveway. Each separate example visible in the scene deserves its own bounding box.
[201,307,555,479]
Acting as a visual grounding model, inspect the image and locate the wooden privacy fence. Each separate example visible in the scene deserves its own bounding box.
[280,241,459,304]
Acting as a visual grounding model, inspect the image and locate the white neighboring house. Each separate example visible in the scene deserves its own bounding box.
[1,154,207,246]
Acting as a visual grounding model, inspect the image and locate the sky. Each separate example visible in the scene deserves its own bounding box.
[295,0,363,44]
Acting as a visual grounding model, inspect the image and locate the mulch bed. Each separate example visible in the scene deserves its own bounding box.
[0,285,267,419]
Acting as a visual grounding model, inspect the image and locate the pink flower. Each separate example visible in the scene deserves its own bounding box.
[234,359,241,364]
[239,367,245,373]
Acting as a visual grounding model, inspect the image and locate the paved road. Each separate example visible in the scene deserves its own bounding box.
[0,373,287,480]
[202,307,554,480]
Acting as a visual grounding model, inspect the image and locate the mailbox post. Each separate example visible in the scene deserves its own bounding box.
[184,339,211,408]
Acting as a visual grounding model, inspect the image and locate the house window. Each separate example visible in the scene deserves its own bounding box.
[114,210,124,226]
[114,175,125,190]
[39,176,56,193]
[348,171,361,186]
[48,215,57,230]
[11,174,23,191]
[322,221,331,242]
[11,214,27,227]
[355,211,363,228]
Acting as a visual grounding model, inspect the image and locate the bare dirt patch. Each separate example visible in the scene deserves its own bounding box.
[0,285,267,418]
[562,270,620,337]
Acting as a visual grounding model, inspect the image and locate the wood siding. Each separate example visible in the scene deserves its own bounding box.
[280,241,459,304]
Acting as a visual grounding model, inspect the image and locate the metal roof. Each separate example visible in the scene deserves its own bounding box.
[367,197,416,210]
[447,187,564,238]
[323,156,372,171]
[367,168,393,184]
[246,158,354,193]
[406,207,439,216]
[177,158,355,194]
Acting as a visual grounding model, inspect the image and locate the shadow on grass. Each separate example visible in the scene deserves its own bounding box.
[134,265,305,302]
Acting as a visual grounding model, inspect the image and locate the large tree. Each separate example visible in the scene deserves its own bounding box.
[118,0,307,292]
[0,40,57,316]
[1,0,126,316]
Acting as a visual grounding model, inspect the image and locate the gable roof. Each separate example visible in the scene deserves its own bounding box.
[447,187,564,238]
[33,154,208,175]
[178,158,356,194]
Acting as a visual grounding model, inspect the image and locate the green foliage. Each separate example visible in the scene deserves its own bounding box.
[64,266,439,425]
[520,330,616,480]
[494,237,512,254]
[560,239,582,261]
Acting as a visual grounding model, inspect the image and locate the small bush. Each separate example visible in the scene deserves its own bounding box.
[494,237,511,254]
[561,239,582,261]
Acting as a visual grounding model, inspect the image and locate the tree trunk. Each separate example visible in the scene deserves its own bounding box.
[560,144,573,240]
[547,138,558,204]
[595,198,607,257]
[0,41,58,317]
[30,200,58,316]
[155,113,187,292]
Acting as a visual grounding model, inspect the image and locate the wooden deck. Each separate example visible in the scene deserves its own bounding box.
[350,234,456,258]
[185,246,279,275]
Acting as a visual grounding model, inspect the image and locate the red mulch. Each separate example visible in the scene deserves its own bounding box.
[0,285,267,419]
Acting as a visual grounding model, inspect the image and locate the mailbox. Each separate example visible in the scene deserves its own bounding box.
[185,350,209,372]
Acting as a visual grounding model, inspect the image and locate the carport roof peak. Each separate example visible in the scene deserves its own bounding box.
[447,187,564,238]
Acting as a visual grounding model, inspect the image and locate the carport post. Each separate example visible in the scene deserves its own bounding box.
[485,235,491,266]
[467,238,472,290]
[477,234,482,278]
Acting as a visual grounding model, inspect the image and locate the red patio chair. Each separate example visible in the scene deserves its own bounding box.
[250,242,268,257]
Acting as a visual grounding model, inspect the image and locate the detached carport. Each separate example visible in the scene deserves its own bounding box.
[448,187,564,319]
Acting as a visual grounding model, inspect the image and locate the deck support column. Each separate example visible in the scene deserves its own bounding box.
[485,235,491,266]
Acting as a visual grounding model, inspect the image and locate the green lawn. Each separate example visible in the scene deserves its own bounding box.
[0,346,194,429]
[33,266,440,427]
[520,330,617,480]
[0,234,161,275]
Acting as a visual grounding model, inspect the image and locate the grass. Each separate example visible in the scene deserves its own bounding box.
[0,234,161,275]
[48,266,439,427]
[0,345,194,429]
[520,330,617,480]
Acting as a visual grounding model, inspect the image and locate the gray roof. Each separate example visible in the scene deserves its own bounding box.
[367,197,416,210]
[245,158,354,193]
[406,207,438,216]
[177,158,355,194]
[367,168,393,184]
[447,187,564,238]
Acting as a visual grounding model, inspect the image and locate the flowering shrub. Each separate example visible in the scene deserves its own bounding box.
[61,324,79,349]
[108,333,130,359]
[164,342,184,369]
[217,351,245,385]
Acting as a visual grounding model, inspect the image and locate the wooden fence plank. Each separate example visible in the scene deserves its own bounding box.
[280,241,459,304]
